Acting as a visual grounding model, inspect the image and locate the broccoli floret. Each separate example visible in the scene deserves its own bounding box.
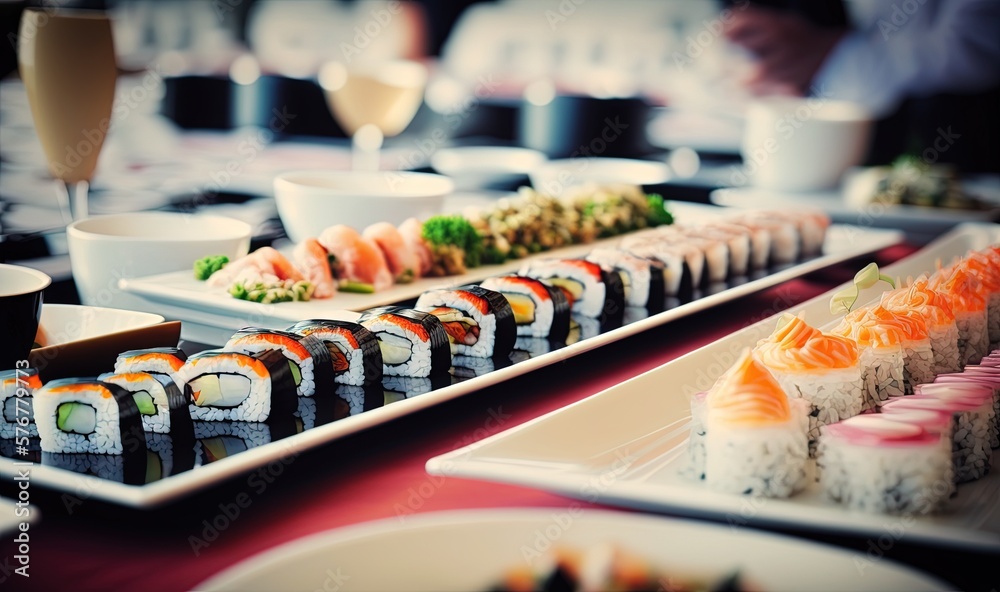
[646,194,674,227]
[194,255,230,280]
[421,215,484,268]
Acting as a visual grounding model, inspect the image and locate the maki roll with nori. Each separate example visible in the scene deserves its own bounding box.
[415,285,516,360]
[288,319,382,386]
[34,378,147,455]
[98,371,193,441]
[179,349,297,422]
[480,276,571,342]
[1,368,41,439]
[585,248,665,311]
[623,241,698,301]
[360,307,451,378]
[225,328,334,398]
[115,347,187,386]
[519,258,625,327]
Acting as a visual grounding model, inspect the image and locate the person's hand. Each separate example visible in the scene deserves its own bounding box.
[724,7,845,96]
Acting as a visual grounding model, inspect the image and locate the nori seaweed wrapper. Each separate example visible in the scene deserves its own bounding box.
[642,258,666,313]
[360,306,452,376]
[152,374,194,444]
[288,319,383,386]
[230,328,336,396]
[183,349,298,421]
[44,378,149,459]
[544,283,571,343]
[598,267,625,331]
[457,284,517,361]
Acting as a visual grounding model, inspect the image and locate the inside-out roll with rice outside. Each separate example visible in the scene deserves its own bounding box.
[225,328,334,398]
[881,277,961,376]
[287,319,383,386]
[930,267,989,367]
[479,275,571,342]
[415,285,516,359]
[359,307,451,378]
[1,368,41,439]
[179,349,298,422]
[954,247,1000,351]
[34,378,147,455]
[818,415,953,515]
[830,306,909,410]
[704,350,809,497]
[931,373,1000,448]
[754,314,863,457]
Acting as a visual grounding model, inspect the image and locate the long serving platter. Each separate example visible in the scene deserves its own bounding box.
[0,204,904,507]
[426,223,1000,551]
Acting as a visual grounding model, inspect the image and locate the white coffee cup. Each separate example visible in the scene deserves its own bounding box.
[67,212,251,309]
[739,97,872,192]
[274,170,453,242]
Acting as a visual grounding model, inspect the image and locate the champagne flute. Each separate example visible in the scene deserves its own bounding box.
[18,8,117,221]
[319,60,427,171]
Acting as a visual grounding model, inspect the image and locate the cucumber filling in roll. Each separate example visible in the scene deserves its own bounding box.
[131,391,157,416]
[188,373,252,408]
[378,333,414,366]
[56,402,97,435]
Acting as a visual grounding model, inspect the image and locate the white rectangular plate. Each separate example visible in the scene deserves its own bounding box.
[427,223,1000,552]
[0,207,903,507]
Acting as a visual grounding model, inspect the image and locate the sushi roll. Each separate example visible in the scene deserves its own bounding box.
[480,276,571,342]
[317,224,394,292]
[704,350,810,497]
[34,378,147,455]
[888,389,993,482]
[686,391,708,480]
[754,314,864,457]
[630,227,728,286]
[415,285,516,360]
[519,259,625,326]
[831,306,908,409]
[359,307,451,378]
[707,221,772,271]
[585,248,665,311]
[751,210,828,257]
[225,328,335,398]
[682,225,751,279]
[958,248,1000,350]
[288,319,382,387]
[115,347,187,387]
[818,415,952,515]
[727,214,800,265]
[97,372,193,441]
[865,306,935,394]
[881,277,961,376]
[931,374,1000,448]
[363,222,422,283]
[930,267,989,367]
[180,349,298,422]
[1,368,41,439]
[624,242,694,301]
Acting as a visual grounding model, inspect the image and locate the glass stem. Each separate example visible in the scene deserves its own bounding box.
[60,179,90,222]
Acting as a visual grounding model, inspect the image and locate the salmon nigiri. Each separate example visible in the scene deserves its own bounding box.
[363,222,421,283]
[293,238,336,299]
[398,217,433,276]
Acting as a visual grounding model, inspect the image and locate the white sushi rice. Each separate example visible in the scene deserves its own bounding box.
[34,384,124,454]
[415,290,498,358]
[624,243,686,297]
[713,222,771,270]
[692,226,751,278]
[817,433,953,515]
[114,354,185,389]
[520,260,607,318]
[298,328,368,386]
[951,408,992,482]
[705,399,810,497]
[98,373,172,434]
[180,354,272,422]
[929,325,962,376]
[771,367,864,458]
[859,347,906,410]
[685,392,708,480]
[728,215,799,265]
[481,277,556,339]
[956,310,989,367]
[226,336,317,398]
[902,342,936,395]
[586,248,651,307]
[363,318,433,378]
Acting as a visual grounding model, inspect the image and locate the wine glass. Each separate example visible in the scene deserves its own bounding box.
[18,8,117,221]
[319,60,427,171]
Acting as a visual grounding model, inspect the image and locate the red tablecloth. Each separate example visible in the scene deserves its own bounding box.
[3,244,994,591]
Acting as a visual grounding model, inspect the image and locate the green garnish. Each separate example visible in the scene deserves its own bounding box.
[830,263,896,315]
[422,215,484,268]
[395,268,415,284]
[229,279,314,303]
[194,255,230,280]
[339,280,375,294]
[646,194,674,227]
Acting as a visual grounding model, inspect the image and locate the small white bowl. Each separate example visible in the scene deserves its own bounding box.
[274,170,454,241]
[36,304,165,346]
[529,157,670,197]
[431,146,546,189]
[67,212,252,309]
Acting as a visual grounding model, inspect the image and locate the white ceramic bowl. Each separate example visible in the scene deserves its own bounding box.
[430,146,546,189]
[529,157,670,197]
[67,212,251,309]
[274,170,453,242]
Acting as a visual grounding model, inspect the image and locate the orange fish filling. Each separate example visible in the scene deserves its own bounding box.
[707,350,791,427]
